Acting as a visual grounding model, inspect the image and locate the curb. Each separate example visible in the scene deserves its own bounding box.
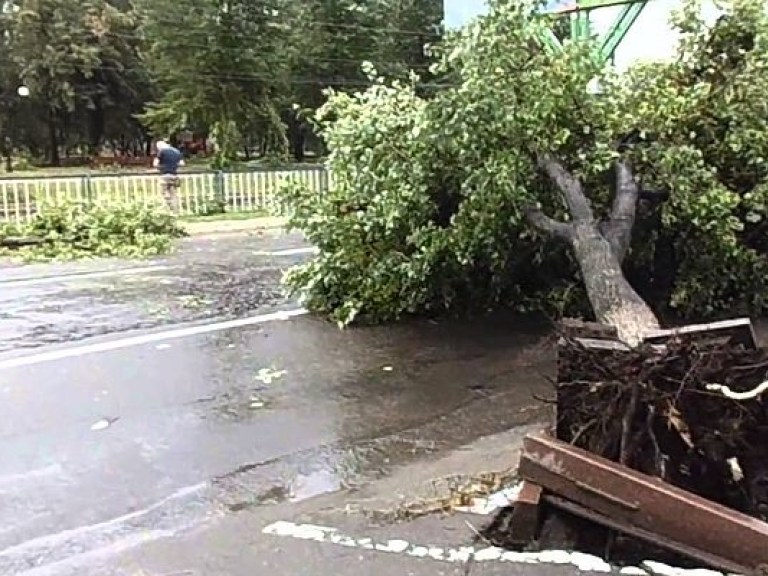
[182,217,288,237]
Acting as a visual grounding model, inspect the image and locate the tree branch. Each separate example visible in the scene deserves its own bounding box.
[603,160,640,261]
[537,153,594,222]
[523,204,573,241]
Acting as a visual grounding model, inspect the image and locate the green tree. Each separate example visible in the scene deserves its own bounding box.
[280,0,768,344]
[74,0,154,154]
[137,0,291,165]
[0,9,28,171]
[7,0,107,165]
[373,0,443,78]
[284,0,443,160]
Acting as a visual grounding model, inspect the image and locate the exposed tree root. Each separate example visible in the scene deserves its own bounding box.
[556,334,768,520]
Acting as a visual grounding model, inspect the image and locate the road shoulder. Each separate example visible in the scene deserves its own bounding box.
[79,425,564,576]
[182,216,287,237]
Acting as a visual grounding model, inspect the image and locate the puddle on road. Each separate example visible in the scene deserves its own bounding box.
[289,469,343,502]
[212,434,444,514]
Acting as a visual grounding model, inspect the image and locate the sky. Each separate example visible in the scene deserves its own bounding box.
[443,0,488,28]
[442,0,721,69]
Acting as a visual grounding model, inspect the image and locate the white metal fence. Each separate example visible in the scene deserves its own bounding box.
[0,166,329,224]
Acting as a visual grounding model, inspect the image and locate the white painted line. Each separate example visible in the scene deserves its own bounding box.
[0,483,207,565]
[0,308,308,370]
[0,464,64,487]
[253,247,319,257]
[262,521,730,576]
[0,265,173,288]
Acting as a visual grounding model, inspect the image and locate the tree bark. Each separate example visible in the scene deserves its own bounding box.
[88,100,105,156]
[526,155,660,345]
[48,109,60,167]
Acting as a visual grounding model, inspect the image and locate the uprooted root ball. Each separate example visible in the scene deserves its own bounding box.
[557,335,768,520]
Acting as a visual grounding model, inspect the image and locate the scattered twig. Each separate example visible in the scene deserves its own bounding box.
[465,519,492,546]
[620,383,640,465]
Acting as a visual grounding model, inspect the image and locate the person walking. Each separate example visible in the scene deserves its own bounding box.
[153,139,185,213]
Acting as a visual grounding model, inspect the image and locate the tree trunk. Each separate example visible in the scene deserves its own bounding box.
[525,155,660,345]
[570,222,660,345]
[3,134,12,173]
[88,101,105,156]
[48,109,60,167]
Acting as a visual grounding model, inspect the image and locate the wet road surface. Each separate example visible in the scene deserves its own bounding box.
[0,232,566,575]
[0,232,307,353]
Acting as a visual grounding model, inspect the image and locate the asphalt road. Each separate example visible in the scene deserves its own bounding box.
[0,231,676,576]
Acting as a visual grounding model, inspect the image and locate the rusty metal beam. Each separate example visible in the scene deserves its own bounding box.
[543,495,752,573]
[518,433,768,574]
[642,318,757,350]
[506,481,544,546]
[560,319,618,340]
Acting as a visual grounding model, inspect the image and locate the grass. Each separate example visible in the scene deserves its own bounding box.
[1,156,325,179]
[181,209,269,223]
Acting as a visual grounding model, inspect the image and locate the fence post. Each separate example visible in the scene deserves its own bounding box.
[81,174,93,204]
[214,170,225,209]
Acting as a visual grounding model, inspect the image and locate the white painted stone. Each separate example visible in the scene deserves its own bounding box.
[290,524,333,541]
[408,546,429,558]
[500,551,541,564]
[538,550,572,564]
[620,567,649,575]
[642,561,723,576]
[446,547,474,563]
[474,547,504,561]
[356,538,374,549]
[570,551,612,573]
[330,534,357,547]
[375,539,410,553]
[261,519,717,576]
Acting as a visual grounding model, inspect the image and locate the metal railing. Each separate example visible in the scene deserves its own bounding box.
[0,165,329,223]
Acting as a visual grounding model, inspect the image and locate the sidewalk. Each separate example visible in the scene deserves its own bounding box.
[182,215,288,236]
[71,424,570,576]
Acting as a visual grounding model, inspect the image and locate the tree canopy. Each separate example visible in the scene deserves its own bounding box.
[0,0,443,165]
[280,0,768,329]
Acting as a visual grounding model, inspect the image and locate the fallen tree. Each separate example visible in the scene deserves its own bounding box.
[524,157,659,344]
[280,0,768,335]
[279,0,768,565]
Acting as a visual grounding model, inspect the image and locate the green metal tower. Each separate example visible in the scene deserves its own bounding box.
[542,0,652,64]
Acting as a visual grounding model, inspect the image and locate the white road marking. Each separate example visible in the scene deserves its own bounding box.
[262,521,729,576]
[0,308,308,370]
[252,247,319,257]
[0,483,206,557]
[0,464,64,487]
[0,484,209,576]
[0,265,174,289]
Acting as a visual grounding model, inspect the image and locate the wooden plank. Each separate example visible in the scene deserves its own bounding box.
[518,432,768,573]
